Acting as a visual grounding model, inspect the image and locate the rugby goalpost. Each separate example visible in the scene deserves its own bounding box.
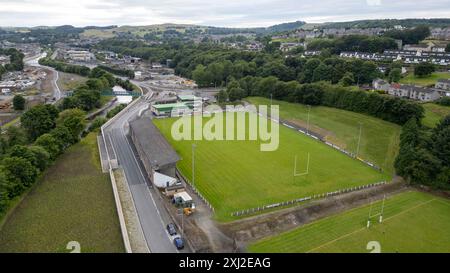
[367,195,386,228]
[294,153,311,177]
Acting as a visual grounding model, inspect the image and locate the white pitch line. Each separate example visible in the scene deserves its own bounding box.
[306,199,436,253]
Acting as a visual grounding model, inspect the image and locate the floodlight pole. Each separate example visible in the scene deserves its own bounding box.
[356,122,363,158]
[306,105,311,135]
[270,93,273,107]
[192,144,196,189]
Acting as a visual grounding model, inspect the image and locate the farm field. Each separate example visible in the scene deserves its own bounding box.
[0,133,124,253]
[154,114,388,221]
[248,190,450,253]
[422,103,450,128]
[399,72,450,86]
[246,97,401,174]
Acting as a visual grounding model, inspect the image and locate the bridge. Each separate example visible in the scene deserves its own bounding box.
[66,90,143,97]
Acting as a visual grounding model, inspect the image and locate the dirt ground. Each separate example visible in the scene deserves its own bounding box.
[38,68,54,95]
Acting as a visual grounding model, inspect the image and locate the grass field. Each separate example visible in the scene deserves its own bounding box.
[57,72,87,91]
[249,190,450,253]
[422,103,450,128]
[246,97,401,174]
[400,72,450,87]
[154,114,388,221]
[0,133,124,253]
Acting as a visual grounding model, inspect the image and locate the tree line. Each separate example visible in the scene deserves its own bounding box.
[97,65,135,79]
[0,104,87,214]
[219,76,424,125]
[307,35,398,54]
[395,115,450,190]
[0,62,132,215]
[189,52,382,88]
[39,57,91,76]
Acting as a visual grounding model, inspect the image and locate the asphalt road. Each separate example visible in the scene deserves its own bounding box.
[25,52,62,102]
[104,97,189,253]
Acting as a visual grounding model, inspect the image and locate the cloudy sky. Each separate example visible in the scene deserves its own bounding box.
[0,0,450,27]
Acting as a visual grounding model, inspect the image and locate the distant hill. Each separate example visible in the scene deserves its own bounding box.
[320,18,450,29]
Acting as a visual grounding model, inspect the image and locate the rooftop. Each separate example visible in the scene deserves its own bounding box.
[177,94,202,101]
[152,102,190,110]
[129,118,180,169]
[437,79,450,84]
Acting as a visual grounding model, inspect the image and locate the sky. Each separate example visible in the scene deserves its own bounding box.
[0,0,450,28]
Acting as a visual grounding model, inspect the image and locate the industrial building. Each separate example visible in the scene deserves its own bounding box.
[129,117,180,178]
[151,94,204,117]
[64,50,95,62]
[151,102,192,117]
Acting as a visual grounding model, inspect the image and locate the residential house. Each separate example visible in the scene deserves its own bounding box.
[436,79,450,91]
[372,79,390,91]
[388,84,441,102]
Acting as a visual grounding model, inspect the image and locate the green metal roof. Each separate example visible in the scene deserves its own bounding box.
[152,102,191,111]
[177,95,201,101]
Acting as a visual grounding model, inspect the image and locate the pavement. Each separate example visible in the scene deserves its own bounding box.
[103,95,190,253]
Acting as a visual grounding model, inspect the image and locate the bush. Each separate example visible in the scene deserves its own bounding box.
[89,117,107,132]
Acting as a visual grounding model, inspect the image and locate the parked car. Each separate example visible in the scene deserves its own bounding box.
[173,237,185,250]
[166,223,177,236]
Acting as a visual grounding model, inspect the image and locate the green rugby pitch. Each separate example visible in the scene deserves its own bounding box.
[249,190,450,253]
[154,113,389,222]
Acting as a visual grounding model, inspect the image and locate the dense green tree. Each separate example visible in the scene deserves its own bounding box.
[28,146,51,171]
[4,126,28,147]
[399,118,421,147]
[2,157,38,196]
[340,72,355,86]
[389,68,402,83]
[192,64,213,87]
[70,87,101,111]
[228,87,246,102]
[431,116,450,166]
[216,89,228,103]
[384,26,431,44]
[50,125,76,150]
[56,109,86,141]
[414,63,435,77]
[12,95,26,111]
[35,133,61,160]
[0,170,10,211]
[446,43,450,53]
[312,64,332,82]
[401,148,441,186]
[7,145,38,170]
[21,104,59,141]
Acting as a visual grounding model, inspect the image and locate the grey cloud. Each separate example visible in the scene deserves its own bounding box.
[0,0,450,27]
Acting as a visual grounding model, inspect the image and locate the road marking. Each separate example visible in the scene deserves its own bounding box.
[115,102,179,253]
